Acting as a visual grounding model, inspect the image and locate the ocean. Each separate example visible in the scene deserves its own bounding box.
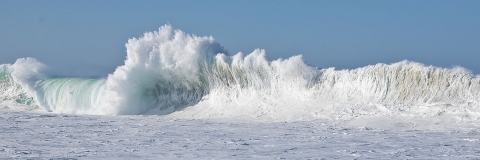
[1,24,480,158]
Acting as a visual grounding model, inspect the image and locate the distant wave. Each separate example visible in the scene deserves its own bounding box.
[1,25,479,121]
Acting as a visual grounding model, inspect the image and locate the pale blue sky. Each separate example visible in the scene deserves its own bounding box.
[1,0,479,76]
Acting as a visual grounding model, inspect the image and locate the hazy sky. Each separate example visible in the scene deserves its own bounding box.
[1,0,479,76]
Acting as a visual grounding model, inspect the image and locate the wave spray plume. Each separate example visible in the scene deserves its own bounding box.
[2,24,480,121]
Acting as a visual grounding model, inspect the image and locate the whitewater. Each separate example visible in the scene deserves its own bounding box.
[2,25,480,159]
[1,24,480,121]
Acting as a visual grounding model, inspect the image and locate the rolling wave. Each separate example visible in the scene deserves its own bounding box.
[1,25,479,121]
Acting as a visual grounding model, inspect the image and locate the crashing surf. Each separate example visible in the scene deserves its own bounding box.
[1,24,479,121]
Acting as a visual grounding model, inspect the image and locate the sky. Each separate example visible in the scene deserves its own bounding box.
[1,0,479,76]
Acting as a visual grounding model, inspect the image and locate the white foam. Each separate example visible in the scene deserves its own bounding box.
[2,25,480,122]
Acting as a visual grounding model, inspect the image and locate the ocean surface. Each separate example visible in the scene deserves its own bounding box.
[2,25,480,158]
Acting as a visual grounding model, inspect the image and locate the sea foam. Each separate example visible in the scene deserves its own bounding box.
[1,24,480,121]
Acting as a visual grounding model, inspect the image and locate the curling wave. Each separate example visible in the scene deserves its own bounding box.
[1,24,480,121]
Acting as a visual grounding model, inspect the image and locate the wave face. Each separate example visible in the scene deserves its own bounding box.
[2,25,480,121]
[0,64,36,110]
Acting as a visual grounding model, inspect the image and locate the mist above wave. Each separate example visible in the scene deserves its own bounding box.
[1,24,480,121]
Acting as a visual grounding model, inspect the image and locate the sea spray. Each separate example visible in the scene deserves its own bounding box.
[2,24,480,121]
[0,64,36,110]
[101,25,226,115]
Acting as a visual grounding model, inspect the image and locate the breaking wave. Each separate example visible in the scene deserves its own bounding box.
[1,25,480,121]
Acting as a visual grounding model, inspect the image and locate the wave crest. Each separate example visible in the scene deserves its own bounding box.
[2,25,480,121]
